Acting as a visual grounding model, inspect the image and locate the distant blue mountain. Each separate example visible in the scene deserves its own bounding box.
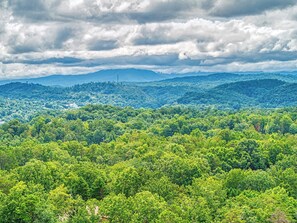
[0,69,167,87]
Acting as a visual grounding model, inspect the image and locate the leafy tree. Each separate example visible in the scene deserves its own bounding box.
[0,182,55,223]
[111,166,142,197]
[129,191,167,223]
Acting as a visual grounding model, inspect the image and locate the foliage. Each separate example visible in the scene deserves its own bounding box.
[0,104,296,222]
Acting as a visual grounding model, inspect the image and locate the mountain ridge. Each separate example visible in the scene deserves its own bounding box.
[177,79,297,108]
[0,68,167,87]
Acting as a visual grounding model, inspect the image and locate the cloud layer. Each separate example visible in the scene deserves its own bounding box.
[1,0,297,78]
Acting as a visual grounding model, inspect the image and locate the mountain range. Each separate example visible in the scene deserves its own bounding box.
[2,68,297,87]
[3,72,297,122]
[0,69,167,87]
[178,79,297,108]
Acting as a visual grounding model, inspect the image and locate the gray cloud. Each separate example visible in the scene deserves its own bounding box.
[7,0,297,24]
[87,40,119,51]
[8,0,61,21]
[53,26,76,49]
[2,0,297,78]
[210,0,297,17]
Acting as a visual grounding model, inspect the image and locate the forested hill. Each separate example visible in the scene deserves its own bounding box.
[0,82,66,99]
[178,79,297,108]
[0,104,296,222]
[0,81,196,121]
[3,78,297,121]
[0,81,194,107]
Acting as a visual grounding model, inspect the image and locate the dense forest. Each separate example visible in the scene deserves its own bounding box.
[0,104,296,222]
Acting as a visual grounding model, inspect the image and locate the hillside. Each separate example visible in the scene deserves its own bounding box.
[0,81,198,121]
[3,78,297,122]
[177,79,297,108]
[0,82,194,107]
[162,72,297,86]
[0,82,66,99]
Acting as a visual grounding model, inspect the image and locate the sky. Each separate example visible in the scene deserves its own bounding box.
[1,0,297,79]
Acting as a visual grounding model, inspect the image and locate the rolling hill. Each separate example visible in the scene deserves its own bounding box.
[177,79,297,108]
[0,81,196,109]
[3,78,297,122]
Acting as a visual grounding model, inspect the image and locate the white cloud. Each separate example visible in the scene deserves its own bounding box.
[1,0,297,78]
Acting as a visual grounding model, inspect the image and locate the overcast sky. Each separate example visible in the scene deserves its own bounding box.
[1,0,297,78]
